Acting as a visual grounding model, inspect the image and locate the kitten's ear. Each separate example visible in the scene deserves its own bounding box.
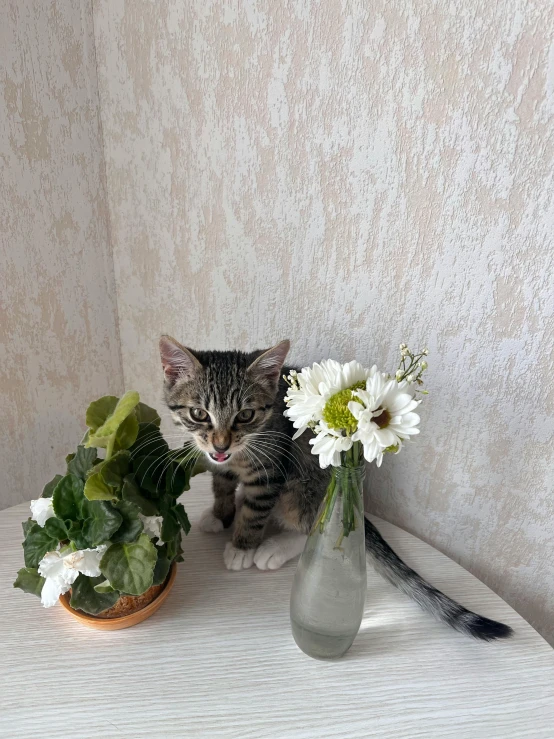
[247,340,290,387]
[159,335,202,385]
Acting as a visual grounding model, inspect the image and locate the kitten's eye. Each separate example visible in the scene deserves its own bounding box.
[236,409,255,423]
[190,407,209,422]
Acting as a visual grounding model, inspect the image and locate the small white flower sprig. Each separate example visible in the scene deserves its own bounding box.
[283,345,429,470]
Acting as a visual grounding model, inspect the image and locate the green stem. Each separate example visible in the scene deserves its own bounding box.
[105,434,116,461]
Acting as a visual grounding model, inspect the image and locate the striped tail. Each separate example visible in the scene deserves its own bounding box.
[364,518,513,641]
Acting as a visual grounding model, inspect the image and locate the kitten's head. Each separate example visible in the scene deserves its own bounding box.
[159,336,290,465]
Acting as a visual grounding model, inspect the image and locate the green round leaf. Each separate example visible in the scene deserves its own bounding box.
[23,525,58,568]
[129,423,169,458]
[121,476,158,516]
[114,412,139,450]
[100,533,157,595]
[84,472,117,502]
[172,503,191,536]
[90,391,140,440]
[70,574,120,615]
[110,500,143,544]
[152,554,171,585]
[86,396,119,432]
[44,517,68,541]
[66,520,90,550]
[82,501,123,546]
[99,450,131,487]
[42,474,63,499]
[14,567,45,597]
[134,402,161,427]
[52,474,85,522]
[67,445,98,480]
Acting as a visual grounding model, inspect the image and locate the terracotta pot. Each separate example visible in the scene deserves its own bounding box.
[59,563,177,630]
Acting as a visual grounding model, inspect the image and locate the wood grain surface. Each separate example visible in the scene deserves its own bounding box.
[1,474,553,738]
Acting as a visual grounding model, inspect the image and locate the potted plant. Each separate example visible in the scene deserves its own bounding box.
[13,391,202,629]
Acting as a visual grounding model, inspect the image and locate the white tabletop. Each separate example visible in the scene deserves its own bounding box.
[1,474,553,738]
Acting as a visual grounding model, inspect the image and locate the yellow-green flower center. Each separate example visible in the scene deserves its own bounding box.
[322,381,367,433]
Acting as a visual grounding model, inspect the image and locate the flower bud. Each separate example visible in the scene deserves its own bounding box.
[395,370,403,382]
[420,361,428,370]
[423,348,429,355]
[406,374,414,383]
[399,343,406,350]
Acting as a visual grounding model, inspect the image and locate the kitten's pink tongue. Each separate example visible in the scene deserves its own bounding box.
[213,452,229,462]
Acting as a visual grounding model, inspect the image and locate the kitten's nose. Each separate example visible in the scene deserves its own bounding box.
[213,441,230,453]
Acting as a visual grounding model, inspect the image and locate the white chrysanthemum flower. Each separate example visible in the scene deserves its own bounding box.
[284,359,369,439]
[38,545,108,608]
[30,497,55,527]
[309,422,354,469]
[348,376,421,466]
[139,514,163,542]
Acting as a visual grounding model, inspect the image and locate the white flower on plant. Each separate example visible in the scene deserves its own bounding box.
[139,514,163,542]
[348,375,421,466]
[30,497,55,527]
[38,545,108,608]
[284,359,369,439]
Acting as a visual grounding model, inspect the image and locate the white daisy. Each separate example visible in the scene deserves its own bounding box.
[284,359,369,439]
[30,497,56,528]
[309,422,353,469]
[38,545,108,608]
[348,377,421,466]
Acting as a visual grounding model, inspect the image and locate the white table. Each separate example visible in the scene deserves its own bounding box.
[1,475,553,738]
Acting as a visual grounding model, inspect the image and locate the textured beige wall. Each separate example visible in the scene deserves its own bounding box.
[0,0,123,509]
[94,0,554,643]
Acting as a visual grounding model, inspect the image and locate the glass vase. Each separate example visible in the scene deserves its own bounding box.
[290,461,367,660]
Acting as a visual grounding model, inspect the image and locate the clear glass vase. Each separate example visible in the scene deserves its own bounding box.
[290,461,367,659]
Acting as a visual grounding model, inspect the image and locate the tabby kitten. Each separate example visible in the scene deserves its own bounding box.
[160,336,512,641]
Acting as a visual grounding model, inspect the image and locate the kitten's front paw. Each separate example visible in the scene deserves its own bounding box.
[199,508,224,533]
[254,537,289,571]
[224,542,256,571]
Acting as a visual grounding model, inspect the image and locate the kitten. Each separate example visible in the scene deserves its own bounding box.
[160,336,512,641]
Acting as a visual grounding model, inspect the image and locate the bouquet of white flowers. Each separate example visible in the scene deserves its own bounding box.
[284,345,428,540]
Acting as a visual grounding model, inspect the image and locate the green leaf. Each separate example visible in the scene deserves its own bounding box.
[121,475,158,516]
[52,474,85,522]
[23,524,58,568]
[14,567,45,597]
[22,518,34,537]
[70,574,119,615]
[85,395,119,432]
[152,554,171,585]
[133,456,165,495]
[89,391,140,441]
[165,460,193,497]
[67,445,98,480]
[84,472,117,501]
[134,402,161,428]
[99,450,131,487]
[100,533,157,595]
[165,530,183,561]
[93,579,115,593]
[129,423,169,458]
[82,501,123,546]
[42,474,63,499]
[172,503,191,535]
[110,500,143,544]
[66,521,90,550]
[114,412,139,450]
[44,517,68,541]
[161,509,180,543]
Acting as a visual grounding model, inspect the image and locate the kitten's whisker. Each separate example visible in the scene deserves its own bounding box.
[245,441,289,482]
